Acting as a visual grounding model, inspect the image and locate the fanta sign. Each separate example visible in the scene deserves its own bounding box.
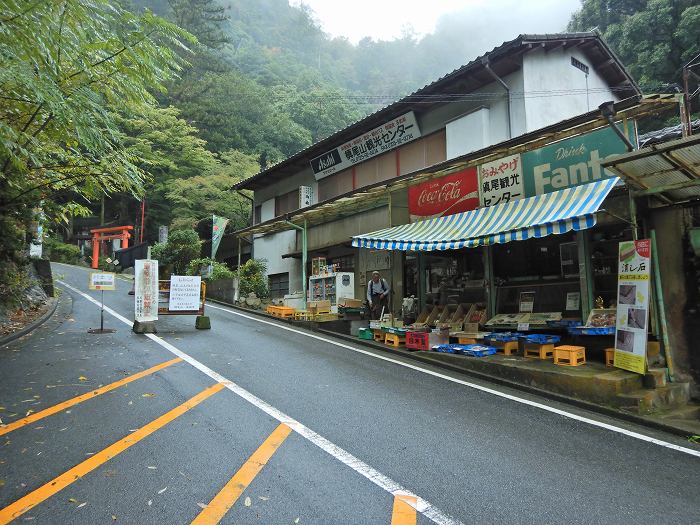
[408,167,478,221]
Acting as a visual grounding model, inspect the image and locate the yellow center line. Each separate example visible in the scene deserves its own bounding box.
[0,382,225,525]
[391,494,417,525]
[0,357,183,437]
[191,423,293,525]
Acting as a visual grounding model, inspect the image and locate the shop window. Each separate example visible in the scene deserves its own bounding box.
[423,250,485,306]
[268,272,289,299]
[275,190,299,217]
[254,205,262,224]
[327,254,354,272]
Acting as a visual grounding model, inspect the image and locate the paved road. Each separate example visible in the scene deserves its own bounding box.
[0,262,699,524]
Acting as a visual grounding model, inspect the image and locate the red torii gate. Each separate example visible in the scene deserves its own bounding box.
[90,225,133,269]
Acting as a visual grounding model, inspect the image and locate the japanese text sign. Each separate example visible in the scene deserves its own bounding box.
[169,275,202,311]
[89,272,116,291]
[614,239,650,374]
[408,167,479,221]
[135,259,158,322]
[479,154,524,207]
[310,112,421,180]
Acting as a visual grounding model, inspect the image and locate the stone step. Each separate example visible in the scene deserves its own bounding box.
[614,382,690,415]
[643,367,668,388]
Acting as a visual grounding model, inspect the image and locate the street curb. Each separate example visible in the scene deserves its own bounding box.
[0,297,58,346]
[205,298,699,440]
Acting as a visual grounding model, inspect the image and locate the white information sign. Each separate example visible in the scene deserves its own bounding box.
[310,112,421,180]
[135,259,159,322]
[169,275,202,311]
[89,272,116,291]
[478,153,525,207]
[614,239,651,374]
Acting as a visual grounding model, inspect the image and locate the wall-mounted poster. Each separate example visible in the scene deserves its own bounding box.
[478,153,524,207]
[614,239,651,374]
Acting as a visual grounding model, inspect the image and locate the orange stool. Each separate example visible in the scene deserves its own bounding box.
[554,345,586,366]
[604,347,615,367]
[493,340,519,356]
[524,343,554,359]
[384,333,405,347]
[373,329,384,342]
[458,337,477,345]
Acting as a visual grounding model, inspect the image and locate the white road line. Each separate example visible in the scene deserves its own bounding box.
[56,280,460,525]
[204,303,700,459]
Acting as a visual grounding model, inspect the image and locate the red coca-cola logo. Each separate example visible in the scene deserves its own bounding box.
[409,167,478,219]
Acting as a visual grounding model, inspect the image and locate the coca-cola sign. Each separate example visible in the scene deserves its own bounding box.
[408,167,479,221]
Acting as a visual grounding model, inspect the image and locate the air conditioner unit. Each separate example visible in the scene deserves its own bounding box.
[299,185,314,208]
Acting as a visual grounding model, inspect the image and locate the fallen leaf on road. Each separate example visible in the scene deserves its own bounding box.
[0,479,4,487]
[25,410,34,416]
[294,518,300,523]
[158,487,167,494]
[128,401,133,405]
[111,515,117,521]
[258,496,269,501]
[78,376,87,382]
[244,497,251,507]
[68,498,78,504]
[197,503,208,510]
[141,393,155,398]
[147,466,157,470]
[147,500,152,506]
[77,502,86,508]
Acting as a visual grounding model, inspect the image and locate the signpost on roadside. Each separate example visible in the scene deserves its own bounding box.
[88,271,116,334]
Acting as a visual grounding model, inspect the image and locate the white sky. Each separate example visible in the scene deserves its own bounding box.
[293,0,583,44]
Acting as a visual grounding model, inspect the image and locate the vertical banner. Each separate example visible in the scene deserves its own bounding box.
[211,215,229,260]
[135,259,159,322]
[614,239,651,374]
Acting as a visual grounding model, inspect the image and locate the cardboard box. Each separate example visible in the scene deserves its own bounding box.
[338,297,363,308]
[307,300,331,314]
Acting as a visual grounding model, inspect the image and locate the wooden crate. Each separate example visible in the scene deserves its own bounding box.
[266,305,296,319]
[554,345,586,366]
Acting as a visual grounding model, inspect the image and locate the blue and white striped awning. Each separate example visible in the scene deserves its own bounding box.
[352,177,619,251]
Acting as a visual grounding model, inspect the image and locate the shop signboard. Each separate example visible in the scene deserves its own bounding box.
[408,167,479,221]
[614,239,650,374]
[310,112,421,180]
[520,125,636,196]
[134,259,159,322]
[169,275,202,311]
[478,153,524,207]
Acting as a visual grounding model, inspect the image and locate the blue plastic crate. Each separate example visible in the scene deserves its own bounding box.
[567,326,615,336]
[520,333,561,344]
[432,344,497,357]
[484,332,524,342]
[546,319,581,328]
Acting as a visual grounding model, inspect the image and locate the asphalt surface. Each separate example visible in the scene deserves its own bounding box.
[0,262,698,524]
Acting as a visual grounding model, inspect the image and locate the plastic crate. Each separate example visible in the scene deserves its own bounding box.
[520,334,561,344]
[484,332,524,342]
[406,331,430,351]
[567,326,615,336]
[432,344,497,357]
[357,328,374,340]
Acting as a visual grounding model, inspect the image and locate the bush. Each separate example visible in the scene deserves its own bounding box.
[186,258,235,281]
[150,229,201,275]
[44,237,82,264]
[238,258,268,299]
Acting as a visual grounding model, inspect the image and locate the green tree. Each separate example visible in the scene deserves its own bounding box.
[166,149,258,231]
[150,228,201,274]
[0,0,194,267]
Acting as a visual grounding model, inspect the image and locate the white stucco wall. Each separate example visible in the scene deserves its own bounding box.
[522,47,620,132]
[253,230,302,293]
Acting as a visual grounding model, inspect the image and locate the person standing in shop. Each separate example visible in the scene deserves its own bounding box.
[367,271,390,320]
